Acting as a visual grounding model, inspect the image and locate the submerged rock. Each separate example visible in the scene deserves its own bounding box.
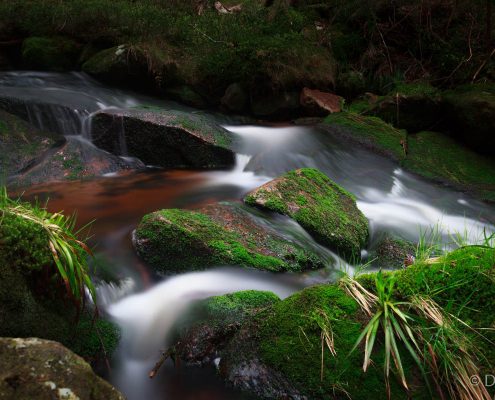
[173,290,280,366]
[11,135,144,187]
[91,108,235,168]
[0,109,57,177]
[0,337,124,400]
[244,168,369,259]
[133,202,326,273]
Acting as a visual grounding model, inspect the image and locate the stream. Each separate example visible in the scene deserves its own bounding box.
[2,71,494,400]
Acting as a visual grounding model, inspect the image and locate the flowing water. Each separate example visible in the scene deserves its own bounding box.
[2,71,494,400]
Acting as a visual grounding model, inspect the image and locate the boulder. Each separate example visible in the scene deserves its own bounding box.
[21,36,80,71]
[172,290,280,366]
[221,83,248,113]
[324,112,407,161]
[442,84,495,157]
[165,85,207,108]
[0,337,124,400]
[370,235,416,268]
[244,168,369,259]
[0,109,57,178]
[11,135,144,187]
[133,202,326,273]
[91,108,235,168]
[0,201,120,362]
[219,247,495,399]
[250,90,300,119]
[300,87,343,115]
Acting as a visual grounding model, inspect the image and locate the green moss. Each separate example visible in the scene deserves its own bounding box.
[404,131,495,202]
[22,36,78,71]
[391,82,439,97]
[245,168,368,260]
[255,285,410,399]
[325,112,407,161]
[134,205,324,273]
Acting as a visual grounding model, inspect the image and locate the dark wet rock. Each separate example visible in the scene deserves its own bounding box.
[82,44,151,88]
[300,87,343,116]
[165,85,207,108]
[0,96,82,136]
[21,36,80,71]
[173,291,280,366]
[11,136,143,187]
[0,337,124,400]
[0,109,57,177]
[91,108,235,169]
[251,90,300,119]
[221,83,248,113]
[244,168,369,260]
[133,202,326,273]
[442,84,495,157]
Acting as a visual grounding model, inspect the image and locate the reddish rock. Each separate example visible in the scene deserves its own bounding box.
[300,87,343,115]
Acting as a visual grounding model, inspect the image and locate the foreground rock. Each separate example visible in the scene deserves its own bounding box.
[0,201,120,361]
[172,291,280,366]
[0,338,124,400]
[11,135,144,187]
[244,168,369,259]
[91,108,235,168]
[0,109,57,177]
[217,247,495,399]
[134,202,325,273]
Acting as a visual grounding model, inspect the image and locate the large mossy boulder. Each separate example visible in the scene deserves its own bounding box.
[404,131,495,202]
[0,109,57,177]
[172,290,280,366]
[0,203,120,362]
[12,136,144,187]
[21,36,80,71]
[442,84,495,157]
[244,168,369,259]
[133,202,326,273]
[324,112,407,161]
[218,246,495,399]
[91,108,235,168]
[0,337,124,400]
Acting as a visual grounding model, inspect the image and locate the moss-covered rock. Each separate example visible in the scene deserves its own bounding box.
[244,168,369,260]
[404,131,495,202]
[173,290,280,366]
[0,109,56,178]
[324,112,407,161]
[91,108,235,169]
[0,203,120,362]
[134,202,326,273]
[369,235,416,269]
[0,337,124,399]
[12,135,144,187]
[219,246,495,399]
[21,36,79,71]
[442,84,495,157]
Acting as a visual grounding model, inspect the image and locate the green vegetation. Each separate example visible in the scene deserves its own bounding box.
[244,168,369,259]
[134,204,325,273]
[324,112,407,160]
[405,131,495,202]
[243,245,495,399]
[22,36,79,71]
[0,188,120,361]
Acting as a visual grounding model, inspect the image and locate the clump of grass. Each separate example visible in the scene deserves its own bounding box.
[342,270,491,400]
[0,187,95,307]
